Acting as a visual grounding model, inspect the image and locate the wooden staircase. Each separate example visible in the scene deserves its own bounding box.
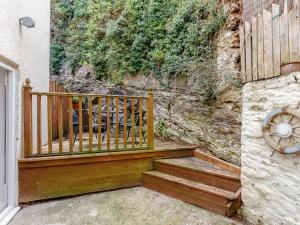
[142,150,241,217]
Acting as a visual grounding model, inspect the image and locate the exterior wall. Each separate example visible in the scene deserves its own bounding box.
[0,0,50,158]
[241,73,300,225]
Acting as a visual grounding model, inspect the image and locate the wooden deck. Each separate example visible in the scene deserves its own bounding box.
[35,134,183,156]
[19,143,197,203]
[20,80,200,203]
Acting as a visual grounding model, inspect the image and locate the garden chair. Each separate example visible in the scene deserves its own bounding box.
[117,110,146,142]
[71,109,107,146]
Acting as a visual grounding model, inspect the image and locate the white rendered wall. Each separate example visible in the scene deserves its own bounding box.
[241,73,300,225]
[0,0,50,158]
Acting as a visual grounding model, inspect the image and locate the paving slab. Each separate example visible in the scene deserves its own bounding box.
[10,187,243,225]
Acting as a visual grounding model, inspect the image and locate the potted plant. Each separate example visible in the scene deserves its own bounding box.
[72,96,80,110]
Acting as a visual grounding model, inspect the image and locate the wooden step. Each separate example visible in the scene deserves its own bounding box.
[193,149,241,175]
[142,171,241,217]
[154,157,240,192]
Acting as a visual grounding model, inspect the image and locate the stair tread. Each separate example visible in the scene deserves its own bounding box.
[143,171,237,200]
[155,157,240,181]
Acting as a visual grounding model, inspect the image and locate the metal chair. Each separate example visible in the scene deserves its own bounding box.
[118,111,146,142]
[72,109,107,146]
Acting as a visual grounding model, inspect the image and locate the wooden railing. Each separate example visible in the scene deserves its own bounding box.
[23,79,154,158]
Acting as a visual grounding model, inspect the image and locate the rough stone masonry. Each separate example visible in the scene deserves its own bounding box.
[241,73,300,225]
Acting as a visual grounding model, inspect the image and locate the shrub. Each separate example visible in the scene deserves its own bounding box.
[155,118,168,139]
[50,44,65,75]
[51,0,226,85]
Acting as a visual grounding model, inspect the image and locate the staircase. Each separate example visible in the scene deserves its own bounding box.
[142,150,241,217]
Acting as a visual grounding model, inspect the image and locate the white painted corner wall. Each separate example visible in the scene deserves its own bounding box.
[241,73,300,225]
[0,0,50,158]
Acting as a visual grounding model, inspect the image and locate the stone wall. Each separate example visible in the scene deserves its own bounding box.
[53,0,243,165]
[241,73,300,225]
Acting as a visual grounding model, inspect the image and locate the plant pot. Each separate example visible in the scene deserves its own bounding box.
[73,103,79,110]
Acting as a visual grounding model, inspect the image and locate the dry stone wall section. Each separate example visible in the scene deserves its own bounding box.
[241,73,300,225]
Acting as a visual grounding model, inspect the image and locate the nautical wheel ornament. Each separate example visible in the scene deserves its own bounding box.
[262,106,300,154]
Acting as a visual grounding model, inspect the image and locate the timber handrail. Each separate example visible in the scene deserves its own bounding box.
[23,79,154,158]
[30,92,147,99]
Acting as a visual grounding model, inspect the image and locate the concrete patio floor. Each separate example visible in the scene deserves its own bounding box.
[10,187,244,225]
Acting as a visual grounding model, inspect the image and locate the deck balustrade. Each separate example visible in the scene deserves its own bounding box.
[23,79,154,158]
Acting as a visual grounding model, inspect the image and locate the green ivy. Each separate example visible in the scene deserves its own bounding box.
[155,118,168,139]
[51,0,226,82]
[50,44,65,74]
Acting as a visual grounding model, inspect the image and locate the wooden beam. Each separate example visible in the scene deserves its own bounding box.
[47,96,53,154]
[68,97,73,153]
[280,0,290,64]
[123,97,127,149]
[245,21,252,82]
[89,97,93,151]
[289,0,300,62]
[79,97,83,151]
[30,92,147,99]
[147,90,154,149]
[37,95,42,154]
[139,97,143,147]
[251,17,258,81]
[240,26,246,83]
[257,13,264,79]
[131,97,135,148]
[115,97,119,150]
[272,4,281,76]
[263,9,273,78]
[106,97,111,151]
[97,97,102,150]
[57,96,63,153]
[18,146,196,168]
[23,79,32,158]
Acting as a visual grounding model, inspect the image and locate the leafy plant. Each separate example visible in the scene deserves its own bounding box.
[51,0,226,84]
[82,96,89,108]
[50,44,65,74]
[72,96,79,104]
[155,118,168,139]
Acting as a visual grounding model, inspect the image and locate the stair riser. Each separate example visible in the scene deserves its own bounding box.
[227,193,242,217]
[143,173,233,216]
[154,162,240,192]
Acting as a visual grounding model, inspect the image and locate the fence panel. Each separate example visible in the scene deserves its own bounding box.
[49,80,69,139]
[240,0,300,83]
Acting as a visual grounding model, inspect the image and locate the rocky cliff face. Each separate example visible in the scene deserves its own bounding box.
[52,0,242,165]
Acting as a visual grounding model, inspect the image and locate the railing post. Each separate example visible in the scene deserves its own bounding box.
[147,89,154,149]
[23,78,32,158]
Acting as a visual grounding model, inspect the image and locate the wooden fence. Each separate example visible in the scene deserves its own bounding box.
[23,79,154,158]
[243,0,294,21]
[240,0,300,83]
[49,80,69,139]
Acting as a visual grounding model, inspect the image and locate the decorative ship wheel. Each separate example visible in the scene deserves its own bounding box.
[262,107,300,154]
